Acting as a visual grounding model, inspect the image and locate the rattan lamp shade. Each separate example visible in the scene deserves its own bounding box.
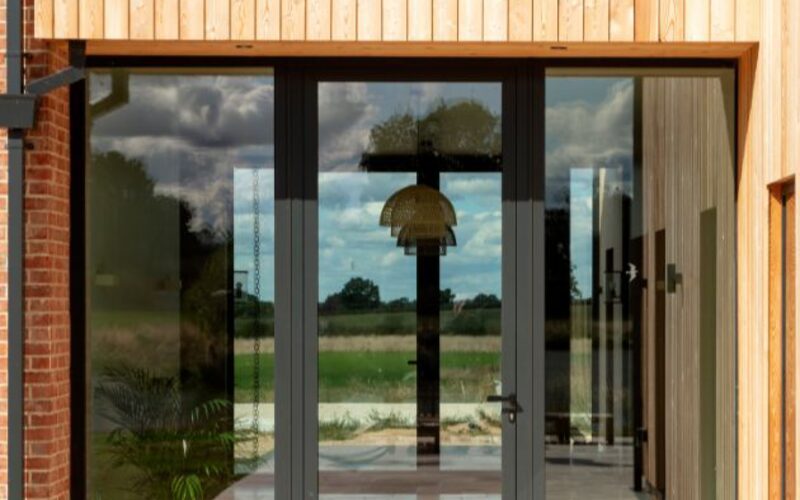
[380,184,457,255]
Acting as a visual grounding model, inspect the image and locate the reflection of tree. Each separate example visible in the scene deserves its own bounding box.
[90,149,238,498]
[364,99,501,159]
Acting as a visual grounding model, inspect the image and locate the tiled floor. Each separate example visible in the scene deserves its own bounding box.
[216,444,651,499]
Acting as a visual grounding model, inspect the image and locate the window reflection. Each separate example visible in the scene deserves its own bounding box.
[544,71,735,499]
[318,82,503,498]
[87,70,276,499]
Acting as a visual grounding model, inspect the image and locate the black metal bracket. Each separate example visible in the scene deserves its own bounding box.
[666,263,683,293]
[0,41,86,129]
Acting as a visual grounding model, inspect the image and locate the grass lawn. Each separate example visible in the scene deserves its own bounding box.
[234,350,500,403]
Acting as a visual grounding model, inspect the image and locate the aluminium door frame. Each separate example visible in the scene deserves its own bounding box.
[72,57,738,500]
[294,59,533,500]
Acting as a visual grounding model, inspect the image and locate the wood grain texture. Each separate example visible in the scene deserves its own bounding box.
[282,0,305,39]
[584,0,609,41]
[130,0,155,39]
[231,0,256,39]
[788,189,797,500]
[458,0,483,40]
[86,39,754,56]
[408,0,433,40]
[558,0,582,41]
[710,0,734,41]
[685,0,710,41]
[508,0,531,40]
[357,0,381,40]
[80,0,106,38]
[533,0,558,40]
[104,0,129,38]
[331,0,357,39]
[256,0,280,39]
[306,0,332,39]
[383,0,407,40]
[484,0,508,41]
[660,0,684,41]
[179,0,205,39]
[34,0,54,38]
[432,0,457,40]
[769,187,784,500]
[634,0,658,41]
[54,0,79,37]
[609,0,633,41]
[155,0,179,39]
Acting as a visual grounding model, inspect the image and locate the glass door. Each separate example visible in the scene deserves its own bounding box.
[311,78,518,498]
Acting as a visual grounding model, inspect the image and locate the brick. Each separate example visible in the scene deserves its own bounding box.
[0,36,71,498]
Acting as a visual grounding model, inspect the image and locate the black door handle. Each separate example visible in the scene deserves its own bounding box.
[486,393,520,423]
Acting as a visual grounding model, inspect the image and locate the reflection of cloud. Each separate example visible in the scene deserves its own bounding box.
[443,177,498,196]
[546,80,633,208]
[93,74,274,148]
[318,83,377,171]
[91,74,275,235]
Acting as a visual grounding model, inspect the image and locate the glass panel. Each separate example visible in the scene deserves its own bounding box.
[86,70,276,499]
[543,70,735,499]
[317,82,503,498]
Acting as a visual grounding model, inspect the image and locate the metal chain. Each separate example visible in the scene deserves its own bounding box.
[251,168,262,463]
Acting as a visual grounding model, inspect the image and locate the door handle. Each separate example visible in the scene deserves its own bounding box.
[486,393,520,423]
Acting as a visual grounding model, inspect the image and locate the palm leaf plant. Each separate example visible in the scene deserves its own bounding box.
[95,366,257,500]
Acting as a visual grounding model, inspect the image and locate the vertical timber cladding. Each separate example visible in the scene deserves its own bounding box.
[33,0,753,42]
[641,74,736,499]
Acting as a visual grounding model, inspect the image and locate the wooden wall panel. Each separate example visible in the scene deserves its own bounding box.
[685,0,710,41]
[357,0,381,40]
[35,0,54,38]
[484,0,509,41]
[256,0,280,39]
[105,0,129,38]
[179,0,205,39]
[231,0,256,39]
[432,0,457,40]
[331,0,357,40]
[532,0,558,40]
[54,0,78,38]
[408,0,433,40]
[458,0,482,40]
[34,0,782,43]
[383,0,407,40]
[660,0,684,41]
[710,0,734,41]
[130,0,155,39]
[508,0,532,41]
[584,0,609,41]
[155,0,179,39]
[307,0,332,40]
[634,0,658,41]
[282,0,305,39]
[558,0,582,41]
[609,0,633,41]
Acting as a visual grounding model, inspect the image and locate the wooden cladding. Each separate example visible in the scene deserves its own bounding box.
[36,0,749,42]
[769,181,797,500]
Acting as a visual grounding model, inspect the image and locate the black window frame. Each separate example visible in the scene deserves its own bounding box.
[70,56,738,500]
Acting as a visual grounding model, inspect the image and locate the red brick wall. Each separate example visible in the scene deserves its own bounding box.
[1,0,72,497]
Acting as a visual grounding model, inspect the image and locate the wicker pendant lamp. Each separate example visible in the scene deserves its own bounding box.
[380,184,457,255]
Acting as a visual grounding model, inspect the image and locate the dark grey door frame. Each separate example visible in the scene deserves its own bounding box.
[290,60,534,499]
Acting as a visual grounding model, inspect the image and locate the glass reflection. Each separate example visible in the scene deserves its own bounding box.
[87,70,276,499]
[543,71,736,499]
[318,82,503,498]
